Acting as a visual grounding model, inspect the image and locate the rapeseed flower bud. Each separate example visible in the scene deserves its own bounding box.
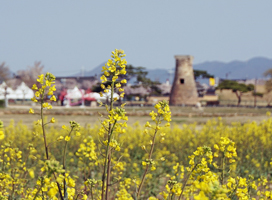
[50,118,55,123]
[50,95,56,101]
[32,84,38,90]
[0,130,4,140]
[145,122,151,128]
[100,75,107,83]
[29,169,35,178]
[31,97,38,102]
[29,108,34,114]
[35,91,40,97]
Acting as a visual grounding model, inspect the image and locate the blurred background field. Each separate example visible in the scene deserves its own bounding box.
[1,106,271,127]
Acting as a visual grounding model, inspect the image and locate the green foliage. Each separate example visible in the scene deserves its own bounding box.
[263,68,272,78]
[124,64,148,82]
[217,80,254,105]
[217,80,254,93]
[252,92,263,97]
[0,100,5,108]
[92,81,118,93]
[122,64,159,87]
[93,64,161,95]
[193,69,214,80]
[265,79,272,93]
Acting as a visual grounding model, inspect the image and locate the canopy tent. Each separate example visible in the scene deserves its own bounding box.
[66,86,84,99]
[14,82,34,99]
[83,91,119,101]
[83,92,99,101]
[0,82,34,100]
[101,89,119,100]
[66,86,119,101]
[0,82,16,99]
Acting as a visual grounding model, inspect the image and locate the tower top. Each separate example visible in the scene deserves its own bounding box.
[174,55,194,60]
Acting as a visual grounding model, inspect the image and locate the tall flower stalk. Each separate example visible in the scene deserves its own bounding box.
[137,101,171,198]
[30,73,56,160]
[99,49,128,200]
[30,73,64,200]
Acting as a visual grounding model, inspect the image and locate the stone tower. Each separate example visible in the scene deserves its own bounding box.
[169,55,198,105]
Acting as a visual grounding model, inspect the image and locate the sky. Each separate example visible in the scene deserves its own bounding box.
[1,1,272,76]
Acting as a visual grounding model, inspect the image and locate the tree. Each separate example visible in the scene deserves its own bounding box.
[120,65,161,97]
[263,69,272,106]
[263,69,272,93]
[0,62,11,82]
[94,64,161,104]
[118,64,150,85]
[0,62,12,107]
[95,64,160,92]
[17,61,44,87]
[217,80,254,106]
[193,70,214,80]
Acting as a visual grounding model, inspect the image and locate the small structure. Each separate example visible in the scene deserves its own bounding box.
[14,82,34,100]
[169,55,199,105]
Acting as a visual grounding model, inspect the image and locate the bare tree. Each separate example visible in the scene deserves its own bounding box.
[0,62,12,107]
[17,61,44,87]
[0,62,10,82]
[263,68,272,106]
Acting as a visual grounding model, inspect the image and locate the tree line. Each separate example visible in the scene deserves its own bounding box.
[1,61,272,107]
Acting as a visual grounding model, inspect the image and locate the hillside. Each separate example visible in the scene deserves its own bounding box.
[76,57,272,83]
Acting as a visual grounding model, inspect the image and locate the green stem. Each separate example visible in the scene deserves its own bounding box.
[137,116,160,198]
[101,139,109,200]
[41,94,49,160]
[221,153,225,185]
[228,179,239,199]
[101,121,116,200]
[105,81,115,200]
[91,186,94,200]
[101,81,116,200]
[170,190,175,200]
[178,157,203,200]
[62,127,74,199]
[40,90,64,200]
[33,181,45,200]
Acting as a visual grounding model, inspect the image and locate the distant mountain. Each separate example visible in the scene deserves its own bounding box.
[75,62,105,77]
[146,57,272,83]
[194,57,272,80]
[76,57,272,83]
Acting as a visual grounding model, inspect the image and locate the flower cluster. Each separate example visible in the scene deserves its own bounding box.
[30,72,56,109]
[213,137,237,165]
[0,120,4,140]
[99,49,127,99]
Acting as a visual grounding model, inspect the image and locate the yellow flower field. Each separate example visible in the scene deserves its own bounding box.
[1,50,272,200]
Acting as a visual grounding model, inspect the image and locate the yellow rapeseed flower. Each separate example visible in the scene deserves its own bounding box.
[29,108,34,114]
[50,118,55,123]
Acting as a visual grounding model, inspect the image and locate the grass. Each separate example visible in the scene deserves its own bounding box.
[1,105,270,128]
